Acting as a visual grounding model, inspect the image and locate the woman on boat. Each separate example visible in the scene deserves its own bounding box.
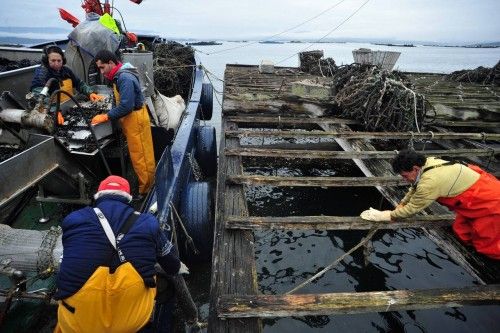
[360,149,500,259]
[92,49,156,196]
[54,175,188,333]
[30,45,104,123]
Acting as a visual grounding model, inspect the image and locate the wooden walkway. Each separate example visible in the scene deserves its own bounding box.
[209,64,500,332]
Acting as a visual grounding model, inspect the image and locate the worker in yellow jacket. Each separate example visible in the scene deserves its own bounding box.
[92,50,155,195]
[361,149,500,259]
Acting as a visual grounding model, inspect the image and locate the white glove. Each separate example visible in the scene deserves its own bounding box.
[178,261,190,275]
[360,207,392,222]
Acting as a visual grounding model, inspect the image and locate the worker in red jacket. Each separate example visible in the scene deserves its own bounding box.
[361,149,500,259]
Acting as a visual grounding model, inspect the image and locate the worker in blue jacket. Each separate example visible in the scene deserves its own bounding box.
[92,49,156,196]
[30,45,104,124]
[54,175,188,333]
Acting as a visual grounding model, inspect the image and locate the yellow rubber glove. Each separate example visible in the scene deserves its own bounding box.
[89,93,105,102]
[57,112,65,125]
[360,207,392,221]
[91,113,109,125]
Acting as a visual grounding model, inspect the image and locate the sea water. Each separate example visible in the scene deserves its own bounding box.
[194,43,500,333]
[197,41,500,145]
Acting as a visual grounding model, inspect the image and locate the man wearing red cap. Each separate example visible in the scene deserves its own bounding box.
[54,175,188,333]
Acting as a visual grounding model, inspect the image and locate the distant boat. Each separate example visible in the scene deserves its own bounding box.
[186,41,222,46]
[373,43,415,47]
[259,40,284,44]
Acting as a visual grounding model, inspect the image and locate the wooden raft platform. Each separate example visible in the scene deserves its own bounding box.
[209,64,500,332]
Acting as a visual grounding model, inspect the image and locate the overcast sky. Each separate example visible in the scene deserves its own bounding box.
[0,0,499,43]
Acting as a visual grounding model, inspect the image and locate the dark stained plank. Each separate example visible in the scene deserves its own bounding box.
[225,215,454,230]
[225,147,499,159]
[227,175,407,187]
[208,119,260,333]
[225,130,500,140]
[226,115,359,125]
[218,285,500,318]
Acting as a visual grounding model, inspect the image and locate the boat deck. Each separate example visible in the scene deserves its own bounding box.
[209,64,500,332]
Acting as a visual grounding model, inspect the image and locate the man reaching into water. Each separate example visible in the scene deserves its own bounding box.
[360,149,500,259]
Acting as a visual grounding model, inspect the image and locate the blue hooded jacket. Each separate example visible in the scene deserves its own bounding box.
[108,63,145,120]
[55,194,180,300]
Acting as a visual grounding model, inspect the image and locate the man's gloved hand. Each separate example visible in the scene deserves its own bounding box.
[178,261,189,275]
[360,207,392,222]
[91,113,109,125]
[57,111,65,125]
[89,93,105,102]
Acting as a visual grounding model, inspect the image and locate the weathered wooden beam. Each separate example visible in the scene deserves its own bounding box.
[225,215,454,230]
[225,147,499,159]
[227,175,406,187]
[226,116,359,125]
[226,130,500,141]
[209,118,260,332]
[426,119,500,128]
[218,285,500,318]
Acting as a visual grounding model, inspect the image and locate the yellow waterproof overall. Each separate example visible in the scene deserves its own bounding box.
[58,78,73,103]
[54,263,156,333]
[54,209,156,333]
[114,85,155,194]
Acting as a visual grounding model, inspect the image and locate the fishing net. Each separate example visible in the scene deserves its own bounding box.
[152,42,195,100]
[333,64,428,132]
[445,60,500,86]
[299,50,337,77]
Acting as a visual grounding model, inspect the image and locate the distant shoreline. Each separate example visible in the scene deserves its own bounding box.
[1,35,499,49]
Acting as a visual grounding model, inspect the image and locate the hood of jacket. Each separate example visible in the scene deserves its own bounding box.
[115,62,141,82]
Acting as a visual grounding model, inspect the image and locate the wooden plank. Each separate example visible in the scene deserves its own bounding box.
[208,118,260,332]
[228,175,408,187]
[226,130,500,140]
[225,147,499,159]
[426,119,500,128]
[226,116,359,125]
[225,215,454,230]
[218,285,500,318]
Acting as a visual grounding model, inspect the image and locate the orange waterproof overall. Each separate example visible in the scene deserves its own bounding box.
[114,85,155,194]
[437,165,500,259]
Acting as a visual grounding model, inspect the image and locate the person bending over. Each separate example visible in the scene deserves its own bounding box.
[360,149,500,259]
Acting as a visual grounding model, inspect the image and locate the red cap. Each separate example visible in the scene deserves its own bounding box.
[97,175,130,194]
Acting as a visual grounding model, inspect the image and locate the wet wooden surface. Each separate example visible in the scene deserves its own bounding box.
[209,64,500,331]
[225,214,454,230]
[218,285,500,318]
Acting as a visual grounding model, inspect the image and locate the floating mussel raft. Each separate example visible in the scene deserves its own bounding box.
[209,51,500,332]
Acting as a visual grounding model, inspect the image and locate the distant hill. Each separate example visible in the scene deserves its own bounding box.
[0,26,70,34]
[465,41,500,48]
[0,36,55,46]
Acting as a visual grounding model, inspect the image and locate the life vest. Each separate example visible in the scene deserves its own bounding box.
[113,84,155,194]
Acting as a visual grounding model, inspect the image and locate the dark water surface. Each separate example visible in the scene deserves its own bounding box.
[173,129,499,331]
[242,163,499,333]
